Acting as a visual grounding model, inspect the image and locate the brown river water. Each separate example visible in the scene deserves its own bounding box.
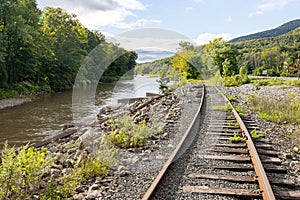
[0,76,159,147]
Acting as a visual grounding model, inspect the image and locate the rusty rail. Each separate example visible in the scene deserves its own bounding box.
[215,87,275,200]
[142,84,205,200]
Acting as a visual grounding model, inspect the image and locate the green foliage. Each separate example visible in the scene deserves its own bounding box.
[248,93,300,124]
[250,129,265,140]
[252,78,300,86]
[157,68,170,93]
[233,27,300,77]
[0,143,53,199]
[233,105,245,117]
[227,95,237,102]
[0,2,137,99]
[212,104,232,112]
[107,114,162,148]
[229,132,245,143]
[227,121,239,126]
[205,38,238,76]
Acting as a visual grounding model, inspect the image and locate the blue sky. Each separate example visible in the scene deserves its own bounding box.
[36,0,300,44]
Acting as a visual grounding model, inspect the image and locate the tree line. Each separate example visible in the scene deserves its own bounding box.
[0,0,137,99]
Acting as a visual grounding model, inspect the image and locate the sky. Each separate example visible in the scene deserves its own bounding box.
[36,0,300,62]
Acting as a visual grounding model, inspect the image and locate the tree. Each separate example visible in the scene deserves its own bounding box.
[205,38,238,76]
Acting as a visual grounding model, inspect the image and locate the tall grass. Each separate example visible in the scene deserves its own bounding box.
[248,93,300,124]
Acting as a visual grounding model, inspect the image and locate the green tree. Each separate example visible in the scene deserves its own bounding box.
[205,38,238,76]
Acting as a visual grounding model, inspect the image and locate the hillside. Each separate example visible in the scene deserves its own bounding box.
[230,19,300,42]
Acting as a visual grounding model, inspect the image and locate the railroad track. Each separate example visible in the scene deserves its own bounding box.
[143,86,300,200]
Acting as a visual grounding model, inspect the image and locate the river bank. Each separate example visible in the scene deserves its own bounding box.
[0,82,203,199]
[0,97,32,109]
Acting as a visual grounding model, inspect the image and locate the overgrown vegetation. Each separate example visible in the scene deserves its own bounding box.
[107,114,163,148]
[248,93,300,124]
[227,95,237,102]
[250,129,265,140]
[212,104,232,112]
[0,142,109,199]
[251,78,300,87]
[229,131,245,143]
[0,143,53,199]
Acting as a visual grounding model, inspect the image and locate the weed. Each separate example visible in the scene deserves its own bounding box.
[250,129,265,140]
[0,143,53,199]
[248,93,300,125]
[228,95,237,102]
[107,114,162,148]
[229,132,245,143]
[227,121,239,126]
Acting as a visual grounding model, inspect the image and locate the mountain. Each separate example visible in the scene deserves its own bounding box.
[230,19,300,42]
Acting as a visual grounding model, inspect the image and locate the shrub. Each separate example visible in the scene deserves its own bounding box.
[0,143,53,199]
[107,114,162,148]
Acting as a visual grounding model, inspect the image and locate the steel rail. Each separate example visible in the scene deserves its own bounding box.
[215,87,275,200]
[142,83,205,200]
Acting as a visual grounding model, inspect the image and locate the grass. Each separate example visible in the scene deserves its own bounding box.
[107,114,163,149]
[251,78,300,87]
[212,104,232,112]
[229,131,245,143]
[226,121,239,126]
[248,93,300,125]
[227,95,237,102]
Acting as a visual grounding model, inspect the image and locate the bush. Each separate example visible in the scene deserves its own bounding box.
[0,143,53,199]
[107,114,162,148]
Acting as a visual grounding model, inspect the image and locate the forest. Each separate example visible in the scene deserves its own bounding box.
[0,0,137,99]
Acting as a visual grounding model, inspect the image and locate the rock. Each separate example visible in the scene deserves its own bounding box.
[56,153,66,165]
[63,124,75,131]
[50,168,61,179]
[52,164,63,170]
[86,190,100,199]
[62,168,73,175]
[120,170,131,177]
[64,159,74,168]
[74,193,86,200]
[75,185,86,193]
[88,184,100,192]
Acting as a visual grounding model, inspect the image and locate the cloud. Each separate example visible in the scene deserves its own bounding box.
[194,33,232,45]
[249,0,299,17]
[36,0,157,30]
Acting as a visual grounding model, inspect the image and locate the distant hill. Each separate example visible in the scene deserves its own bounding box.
[230,19,300,42]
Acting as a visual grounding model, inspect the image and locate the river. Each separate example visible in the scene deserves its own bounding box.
[0,76,160,147]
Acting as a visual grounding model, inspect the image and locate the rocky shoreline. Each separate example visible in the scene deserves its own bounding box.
[35,83,203,199]
[223,84,300,183]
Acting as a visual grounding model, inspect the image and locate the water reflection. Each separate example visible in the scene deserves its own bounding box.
[0,76,159,147]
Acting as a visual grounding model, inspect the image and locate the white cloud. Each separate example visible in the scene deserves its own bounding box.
[249,0,299,17]
[194,33,232,45]
[249,10,264,17]
[36,0,158,30]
